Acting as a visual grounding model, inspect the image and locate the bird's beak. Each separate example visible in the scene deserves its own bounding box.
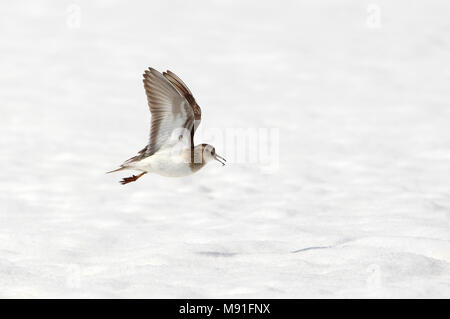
[214,154,226,166]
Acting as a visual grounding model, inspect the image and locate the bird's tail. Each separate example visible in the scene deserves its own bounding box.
[106,166,126,174]
[107,146,147,174]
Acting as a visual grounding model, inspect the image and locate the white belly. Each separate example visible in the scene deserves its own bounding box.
[130,148,193,177]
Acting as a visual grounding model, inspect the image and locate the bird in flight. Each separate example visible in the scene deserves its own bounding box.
[108,67,226,184]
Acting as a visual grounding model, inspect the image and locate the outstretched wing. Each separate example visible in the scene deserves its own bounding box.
[163,70,201,132]
[143,68,195,156]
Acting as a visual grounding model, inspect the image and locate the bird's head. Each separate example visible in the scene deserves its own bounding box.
[201,144,226,166]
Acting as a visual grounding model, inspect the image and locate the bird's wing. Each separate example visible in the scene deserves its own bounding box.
[143,68,195,156]
[163,70,202,132]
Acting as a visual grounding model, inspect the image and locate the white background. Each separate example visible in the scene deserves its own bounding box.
[1,0,449,298]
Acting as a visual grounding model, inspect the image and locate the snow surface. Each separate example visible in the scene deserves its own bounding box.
[1,0,450,298]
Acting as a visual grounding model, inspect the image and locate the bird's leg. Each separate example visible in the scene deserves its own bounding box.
[120,172,147,185]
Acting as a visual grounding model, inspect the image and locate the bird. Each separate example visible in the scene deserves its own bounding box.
[108,67,226,185]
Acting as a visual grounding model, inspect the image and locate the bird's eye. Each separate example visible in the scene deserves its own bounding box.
[211,149,215,155]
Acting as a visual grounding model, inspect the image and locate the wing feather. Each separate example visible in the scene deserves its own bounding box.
[163,70,202,131]
[143,68,194,156]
